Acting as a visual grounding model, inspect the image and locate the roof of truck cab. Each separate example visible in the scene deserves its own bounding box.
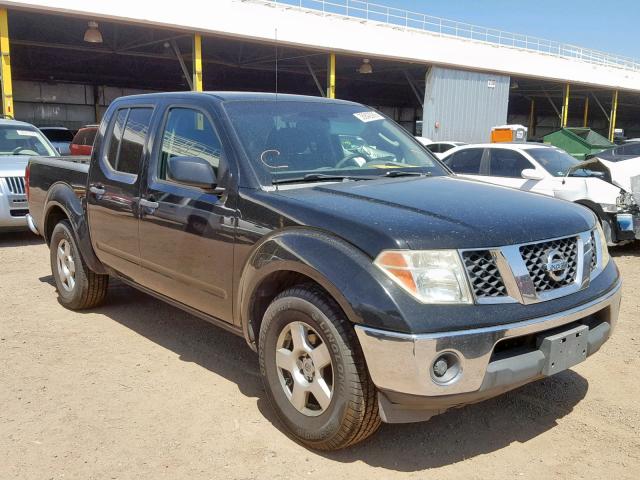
[114,91,363,106]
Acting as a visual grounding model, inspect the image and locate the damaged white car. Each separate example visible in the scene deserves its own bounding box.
[442,143,639,245]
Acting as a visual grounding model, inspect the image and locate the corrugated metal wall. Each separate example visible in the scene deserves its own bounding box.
[422,66,510,143]
[13,81,158,129]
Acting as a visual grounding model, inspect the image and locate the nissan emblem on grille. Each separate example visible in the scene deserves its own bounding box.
[542,248,569,282]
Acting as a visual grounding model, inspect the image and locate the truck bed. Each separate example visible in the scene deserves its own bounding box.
[27,156,91,239]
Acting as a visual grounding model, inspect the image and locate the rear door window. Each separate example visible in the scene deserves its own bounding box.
[488,149,533,177]
[445,148,484,174]
[105,108,153,175]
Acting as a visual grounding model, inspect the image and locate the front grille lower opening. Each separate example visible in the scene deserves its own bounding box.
[489,310,611,363]
[9,209,29,217]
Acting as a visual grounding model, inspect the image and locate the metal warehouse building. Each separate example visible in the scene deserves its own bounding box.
[0,0,638,142]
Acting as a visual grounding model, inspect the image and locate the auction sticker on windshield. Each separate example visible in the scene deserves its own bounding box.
[16,130,38,136]
[353,111,384,123]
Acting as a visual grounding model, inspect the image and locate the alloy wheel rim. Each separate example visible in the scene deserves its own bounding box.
[56,239,76,292]
[275,321,334,416]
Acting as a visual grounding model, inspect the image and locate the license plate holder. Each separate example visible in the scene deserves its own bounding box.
[538,324,589,376]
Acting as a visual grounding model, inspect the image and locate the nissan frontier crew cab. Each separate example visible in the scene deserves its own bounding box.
[26,92,621,450]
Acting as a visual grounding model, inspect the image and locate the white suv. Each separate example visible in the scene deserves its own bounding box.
[0,119,58,232]
[442,143,638,245]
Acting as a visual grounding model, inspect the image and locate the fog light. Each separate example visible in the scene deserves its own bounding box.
[430,352,461,385]
[433,358,448,377]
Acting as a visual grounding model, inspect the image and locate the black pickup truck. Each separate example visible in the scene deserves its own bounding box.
[27,92,621,450]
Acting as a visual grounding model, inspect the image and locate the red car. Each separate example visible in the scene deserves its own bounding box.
[69,125,98,156]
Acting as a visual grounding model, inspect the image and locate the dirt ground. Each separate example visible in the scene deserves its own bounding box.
[1,232,638,480]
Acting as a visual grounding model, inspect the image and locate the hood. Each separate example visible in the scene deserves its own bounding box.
[595,157,640,193]
[270,176,596,256]
[0,156,29,177]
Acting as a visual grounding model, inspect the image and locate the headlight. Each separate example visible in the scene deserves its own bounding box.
[374,250,472,304]
[595,222,610,269]
[616,191,636,212]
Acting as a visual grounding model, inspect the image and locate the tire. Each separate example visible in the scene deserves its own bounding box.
[258,284,381,450]
[49,220,109,310]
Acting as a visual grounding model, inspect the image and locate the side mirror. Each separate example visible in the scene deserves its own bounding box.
[167,156,217,190]
[521,168,545,181]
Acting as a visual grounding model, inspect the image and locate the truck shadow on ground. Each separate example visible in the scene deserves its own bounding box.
[37,275,590,471]
[0,231,44,248]
[610,241,640,258]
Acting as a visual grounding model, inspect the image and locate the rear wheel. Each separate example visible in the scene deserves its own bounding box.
[258,285,380,450]
[50,220,109,309]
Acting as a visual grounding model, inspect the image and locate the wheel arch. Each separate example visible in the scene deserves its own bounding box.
[43,183,107,274]
[237,228,406,351]
[573,199,616,244]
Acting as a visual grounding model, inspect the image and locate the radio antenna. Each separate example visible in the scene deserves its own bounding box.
[275,28,278,99]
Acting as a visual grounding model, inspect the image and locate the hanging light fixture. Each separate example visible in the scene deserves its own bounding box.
[358,58,373,74]
[84,21,103,43]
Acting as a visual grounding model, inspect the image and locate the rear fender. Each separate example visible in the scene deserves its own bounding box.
[44,182,107,274]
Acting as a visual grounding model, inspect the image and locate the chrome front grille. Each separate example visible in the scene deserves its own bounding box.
[4,176,26,194]
[589,231,597,271]
[462,251,507,298]
[461,229,603,305]
[519,237,579,292]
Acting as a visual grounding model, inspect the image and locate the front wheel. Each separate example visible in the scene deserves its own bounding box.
[50,220,109,310]
[258,285,380,450]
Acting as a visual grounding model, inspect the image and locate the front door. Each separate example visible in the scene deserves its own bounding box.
[481,148,553,196]
[138,105,236,322]
[87,106,154,281]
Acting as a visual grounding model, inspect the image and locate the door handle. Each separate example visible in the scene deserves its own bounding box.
[89,185,105,198]
[139,198,159,212]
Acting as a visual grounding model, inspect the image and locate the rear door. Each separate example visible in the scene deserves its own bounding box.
[137,103,237,322]
[86,105,155,281]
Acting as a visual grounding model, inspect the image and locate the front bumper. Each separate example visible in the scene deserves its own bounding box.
[355,279,621,423]
[610,211,639,243]
[0,194,28,230]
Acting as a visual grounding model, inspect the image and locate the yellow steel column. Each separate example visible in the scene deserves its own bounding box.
[561,83,570,128]
[528,98,536,138]
[609,90,619,142]
[583,96,589,128]
[327,53,335,99]
[0,8,14,118]
[192,34,203,92]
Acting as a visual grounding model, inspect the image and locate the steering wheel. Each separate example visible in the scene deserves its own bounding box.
[12,147,39,156]
[335,151,374,169]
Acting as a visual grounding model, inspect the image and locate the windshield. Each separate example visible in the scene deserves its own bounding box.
[0,125,57,157]
[223,101,448,184]
[527,148,593,177]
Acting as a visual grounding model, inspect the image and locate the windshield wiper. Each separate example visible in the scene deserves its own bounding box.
[272,173,373,185]
[383,170,430,177]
